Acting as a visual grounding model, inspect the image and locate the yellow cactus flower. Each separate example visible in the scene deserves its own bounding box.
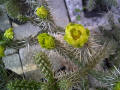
[0,46,5,57]
[4,28,14,40]
[37,33,55,49]
[64,23,90,48]
[36,6,48,19]
[113,82,120,90]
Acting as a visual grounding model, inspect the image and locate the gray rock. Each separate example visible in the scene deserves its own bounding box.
[19,44,45,81]
[65,0,120,30]
[19,44,61,67]
[118,0,120,5]
[89,88,96,90]
[2,54,23,74]
[19,44,72,80]
[101,24,112,30]
[46,0,69,28]
[4,48,17,56]
[0,5,10,31]
[65,0,84,22]
[19,44,42,66]
[24,69,43,81]
[14,23,41,40]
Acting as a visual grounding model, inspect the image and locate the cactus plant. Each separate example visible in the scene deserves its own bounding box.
[5,0,29,25]
[6,52,74,90]
[0,0,120,90]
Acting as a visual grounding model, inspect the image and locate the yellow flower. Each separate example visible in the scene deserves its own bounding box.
[113,82,120,90]
[64,23,90,48]
[37,33,55,49]
[4,28,14,40]
[0,46,5,57]
[36,6,48,19]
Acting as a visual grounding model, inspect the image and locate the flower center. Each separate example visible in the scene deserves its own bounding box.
[71,29,81,40]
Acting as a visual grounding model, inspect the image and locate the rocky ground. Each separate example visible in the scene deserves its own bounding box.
[0,0,120,89]
[65,0,120,30]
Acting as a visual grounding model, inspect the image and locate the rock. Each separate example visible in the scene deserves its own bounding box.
[24,68,44,81]
[19,44,46,81]
[4,48,17,56]
[101,24,112,30]
[65,0,84,21]
[19,44,42,66]
[19,44,62,72]
[46,0,69,28]
[19,44,76,80]
[65,0,115,29]
[2,54,23,74]
[118,0,120,5]
[0,5,11,31]
[87,26,100,32]
[14,23,41,40]
[89,88,96,90]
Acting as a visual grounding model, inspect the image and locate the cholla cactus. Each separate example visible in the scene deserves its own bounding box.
[4,27,14,40]
[0,0,6,4]
[90,66,120,90]
[37,33,55,49]
[17,15,29,23]
[5,0,21,18]
[7,80,42,90]
[64,23,90,48]
[0,45,5,57]
[35,6,48,19]
[114,81,120,90]
[34,52,55,84]
[53,23,103,65]
[1,1,119,90]
[5,0,29,24]
[36,24,116,66]
[58,78,73,90]
[6,51,75,90]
